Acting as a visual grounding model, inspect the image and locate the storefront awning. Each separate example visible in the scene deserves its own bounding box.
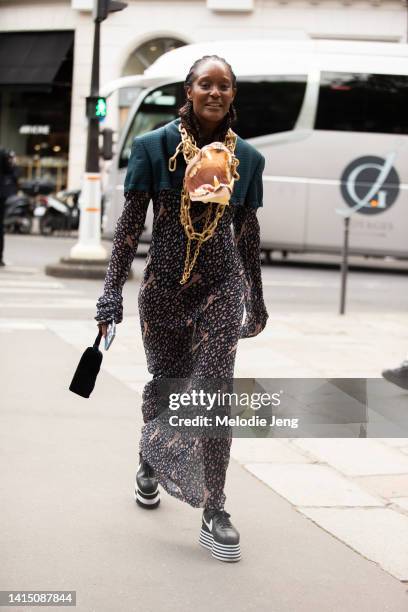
[0,31,74,86]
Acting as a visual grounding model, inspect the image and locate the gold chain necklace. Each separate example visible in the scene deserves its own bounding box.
[168,122,240,284]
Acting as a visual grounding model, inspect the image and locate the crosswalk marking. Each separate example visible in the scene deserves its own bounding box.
[0,268,96,312]
[0,300,97,309]
[0,280,65,289]
[0,266,39,274]
[0,288,83,295]
[262,280,382,288]
[0,321,47,330]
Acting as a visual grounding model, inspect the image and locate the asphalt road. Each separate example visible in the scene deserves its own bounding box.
[1,233,408,320]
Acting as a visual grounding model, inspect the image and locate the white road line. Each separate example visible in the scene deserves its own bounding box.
[0,301,96,309]
[0,280,65,289]
[262,280,382,288]
[0,321,47,330]
[0,273,90,304]
[0,288,82,295]
[0,266,39,273]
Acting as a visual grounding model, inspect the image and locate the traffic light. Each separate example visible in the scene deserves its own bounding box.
[93,0,127,22]
[100,128,114,160]
[86,96,107,120]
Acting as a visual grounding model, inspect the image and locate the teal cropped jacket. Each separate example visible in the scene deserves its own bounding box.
[124,117,265,209]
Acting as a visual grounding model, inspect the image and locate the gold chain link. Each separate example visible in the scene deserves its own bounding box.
[168,122,240,284]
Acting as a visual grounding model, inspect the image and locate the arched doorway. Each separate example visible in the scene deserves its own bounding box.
[119,37,186,128]
[122,37,186,76]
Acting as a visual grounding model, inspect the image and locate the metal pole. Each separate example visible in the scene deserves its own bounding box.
[339,216,350,315]
[406,0,408,43]
[86,19,100,173]
[70,12,107,261]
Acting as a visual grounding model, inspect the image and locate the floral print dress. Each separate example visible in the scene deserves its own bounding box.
[95,161,268,511]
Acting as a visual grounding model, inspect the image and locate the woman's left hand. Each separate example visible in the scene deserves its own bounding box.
[239,307,269,339]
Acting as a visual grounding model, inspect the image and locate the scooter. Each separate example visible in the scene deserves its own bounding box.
[5,179,55,235]
[35,189,106,235]
[4,193,34,234]
[35,189,80,235]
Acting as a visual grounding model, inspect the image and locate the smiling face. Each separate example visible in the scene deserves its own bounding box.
[186,59,236,136]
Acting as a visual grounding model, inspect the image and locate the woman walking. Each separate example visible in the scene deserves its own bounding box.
[95,54,269,563]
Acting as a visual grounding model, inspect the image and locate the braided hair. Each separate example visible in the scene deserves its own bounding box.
[178,55,238,147]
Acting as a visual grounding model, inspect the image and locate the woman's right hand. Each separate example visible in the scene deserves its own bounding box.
[97,322,109,338]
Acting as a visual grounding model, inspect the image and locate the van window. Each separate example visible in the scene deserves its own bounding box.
[119,83,184,168]
[315,72,408,135]
[233,77,307,139]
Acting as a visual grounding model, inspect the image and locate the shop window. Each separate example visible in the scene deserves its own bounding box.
[0,33,74,191]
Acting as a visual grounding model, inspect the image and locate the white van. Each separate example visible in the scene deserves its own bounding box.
[102,39,408,260]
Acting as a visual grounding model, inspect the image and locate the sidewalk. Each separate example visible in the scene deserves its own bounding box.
[45,308,408,583]
[1,321,408,612]
[236,311,408,582]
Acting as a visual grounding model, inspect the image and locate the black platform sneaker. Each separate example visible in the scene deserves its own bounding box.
[135,453,160,509]
[382,360,408,391]
[199,509,241,562]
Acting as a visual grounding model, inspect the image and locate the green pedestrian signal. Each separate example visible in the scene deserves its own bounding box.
[86,96,107,120]
[95,97,107,118]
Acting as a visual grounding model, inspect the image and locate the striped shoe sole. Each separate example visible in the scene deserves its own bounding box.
[134,486,160,509]
[199,527,241,563]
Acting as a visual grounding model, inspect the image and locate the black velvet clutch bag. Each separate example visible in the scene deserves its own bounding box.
[69,330,103,398]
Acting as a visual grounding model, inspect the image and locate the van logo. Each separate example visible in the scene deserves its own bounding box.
[340,154,399,216]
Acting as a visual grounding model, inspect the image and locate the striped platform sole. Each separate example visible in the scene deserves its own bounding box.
[199,527,241,562]
[134,486,160,509]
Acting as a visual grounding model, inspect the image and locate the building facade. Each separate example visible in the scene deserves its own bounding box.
[0,0,407,189]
